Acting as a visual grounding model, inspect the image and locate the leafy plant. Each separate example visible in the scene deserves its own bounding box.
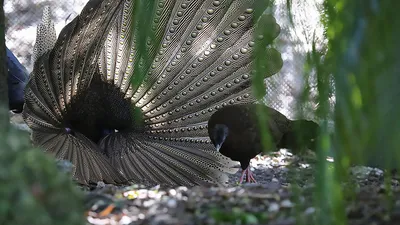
[0,107,85,225]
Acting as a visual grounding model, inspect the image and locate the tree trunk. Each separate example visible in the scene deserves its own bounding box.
[0,0,7,104]
[0,0,9,124]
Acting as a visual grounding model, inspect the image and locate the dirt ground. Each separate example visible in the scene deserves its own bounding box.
[10,112,400,225]
[81,152,400,225]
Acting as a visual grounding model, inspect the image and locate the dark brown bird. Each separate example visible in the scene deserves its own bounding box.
[207,104,319,183]
[22,1,283,186]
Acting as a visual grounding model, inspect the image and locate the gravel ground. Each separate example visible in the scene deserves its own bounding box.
[81,154,400,225]
[10,112,400,225]
[227,151,302,186]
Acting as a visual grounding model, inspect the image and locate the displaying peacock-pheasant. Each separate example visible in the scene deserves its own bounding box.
[22,0,283,187]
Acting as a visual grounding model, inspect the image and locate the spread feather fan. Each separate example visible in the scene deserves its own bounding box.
[22,0,283,186]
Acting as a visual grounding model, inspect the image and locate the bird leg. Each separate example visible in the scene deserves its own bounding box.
[239,167,257,183]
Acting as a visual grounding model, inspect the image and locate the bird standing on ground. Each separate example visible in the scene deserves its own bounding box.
[207,104,319,183]
[6,47,29,113]
[22,0,283,187]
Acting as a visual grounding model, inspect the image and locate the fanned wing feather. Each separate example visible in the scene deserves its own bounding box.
[23,0,282,186]
[31,131,127,185]
[32,6,57,63]
[100,132,238,186]
[24,0,128,185]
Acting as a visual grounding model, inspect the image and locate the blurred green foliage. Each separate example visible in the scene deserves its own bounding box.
[210,207,267,224]
[257,0,400,224]
[323,0,400,170]
[253,0,283,152]
[0,107,85,225]
[304,0,400,224]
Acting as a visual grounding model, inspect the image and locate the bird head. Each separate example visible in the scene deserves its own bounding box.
[210,124,229,152]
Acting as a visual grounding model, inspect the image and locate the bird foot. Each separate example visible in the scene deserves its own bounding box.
[239,167,257,184]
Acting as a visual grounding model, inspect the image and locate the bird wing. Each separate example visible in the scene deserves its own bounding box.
[23,1,128,185]
[31,131,127,185]
[23,0,282,186]
[96,0,281,186]
[100,132,238,186]
[32,6,57,63]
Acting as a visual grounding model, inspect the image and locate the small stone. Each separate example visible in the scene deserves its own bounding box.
[96,181,106,188]
[166,199,178,208]
[169,189,177,196]
[268,202,280,212]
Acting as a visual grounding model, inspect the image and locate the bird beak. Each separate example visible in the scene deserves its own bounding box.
[215,144,221,152]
